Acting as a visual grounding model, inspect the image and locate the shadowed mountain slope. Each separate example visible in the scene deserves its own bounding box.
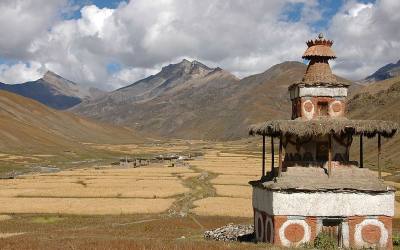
[0,71,104,110]
[365,59,400,82]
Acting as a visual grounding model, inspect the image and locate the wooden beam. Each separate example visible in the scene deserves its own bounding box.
[378,134,381,179]
[262,135,265,177]
[278,135,283,177]
[360,135,363,168]
[328,133,332,177]
[346,133,351,161]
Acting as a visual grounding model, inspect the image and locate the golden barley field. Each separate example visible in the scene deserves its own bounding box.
[0,140,398,218]
[0,139,399,250]
[0,165,195,215]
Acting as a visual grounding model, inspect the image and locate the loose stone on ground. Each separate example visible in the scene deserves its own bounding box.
[204,223,254,242]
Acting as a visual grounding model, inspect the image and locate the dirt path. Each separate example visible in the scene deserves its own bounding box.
[168,166,218,217]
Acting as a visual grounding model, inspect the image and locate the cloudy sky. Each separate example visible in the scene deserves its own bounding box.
[0,0,399,90]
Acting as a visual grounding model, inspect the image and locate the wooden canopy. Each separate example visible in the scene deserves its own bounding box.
[249,119,398,138]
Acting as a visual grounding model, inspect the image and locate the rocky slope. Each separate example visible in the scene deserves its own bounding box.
[0,71,104,110]
[73,60,310,139]
[347,76,400,171]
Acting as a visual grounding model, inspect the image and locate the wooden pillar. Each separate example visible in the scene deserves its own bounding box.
[346,133,351,161]
[271,137,274,170]
[359,135,363,168]
[328,133,332,177]
[378,134,381,179]
[262,135,265,177]
[278,135,283,177]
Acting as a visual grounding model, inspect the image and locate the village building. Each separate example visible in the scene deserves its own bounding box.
[249,34,398,249]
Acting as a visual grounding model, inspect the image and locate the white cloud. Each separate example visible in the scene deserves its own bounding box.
[348,3,373,17]
[328,0,400,80]
[0,0,399,88]
[77,5,114,38]
[0,0,67,59]
[0,61,45,84]
[0,1,315,89]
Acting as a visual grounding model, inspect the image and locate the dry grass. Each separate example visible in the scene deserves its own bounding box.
[0,164,194,214]
[0,141,262,217]
[0,215,12,221]
[1,139,399,221]
[0,170,189,198]
[0,154,40,162]
[1,178,186,192]
[192,197,252,217]
[0,187,186,198]
[31,154,55,158]
[37,166,194,176]
[0,139,399,249]
[211,175,258,185]
[384,180,400,190]
[214,185,252,198]
[0,214,266,250]
[190,147,269,218]
[91,142,191,155]
[192,145,400,219]
[0,232,25,239]
[0,197,174,215]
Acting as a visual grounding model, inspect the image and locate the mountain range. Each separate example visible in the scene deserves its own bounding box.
[0,58,398,142]
[72,59,356,140]
[72,60,308,139]
[364,59,400,82]
[0,71,104,110]
[0,57,399,169]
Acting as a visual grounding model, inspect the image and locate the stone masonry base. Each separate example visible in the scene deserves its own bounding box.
[254,208,392,249]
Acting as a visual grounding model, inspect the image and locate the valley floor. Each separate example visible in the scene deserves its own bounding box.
[0,140,399,249]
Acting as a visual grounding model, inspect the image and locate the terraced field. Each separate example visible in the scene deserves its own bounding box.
[0,140,399,249]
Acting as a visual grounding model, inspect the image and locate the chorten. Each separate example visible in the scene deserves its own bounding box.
[248,34,398,249]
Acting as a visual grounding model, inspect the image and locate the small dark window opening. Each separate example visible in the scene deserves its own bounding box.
[316,141,329,161]
[322,218,343,248]
[318,102,329,116]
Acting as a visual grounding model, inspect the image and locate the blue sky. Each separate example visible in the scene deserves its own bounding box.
[282,0,376,31]
[90,0,123,8]
[64,0,124,19]
[0,0,398,89]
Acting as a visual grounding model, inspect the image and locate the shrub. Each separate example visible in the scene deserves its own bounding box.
[393,233,400,246]
[313,232,337,250]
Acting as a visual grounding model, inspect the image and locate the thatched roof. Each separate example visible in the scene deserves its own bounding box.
[249,166,394,193]
[249,118,398,138]
[303,44,336,59]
